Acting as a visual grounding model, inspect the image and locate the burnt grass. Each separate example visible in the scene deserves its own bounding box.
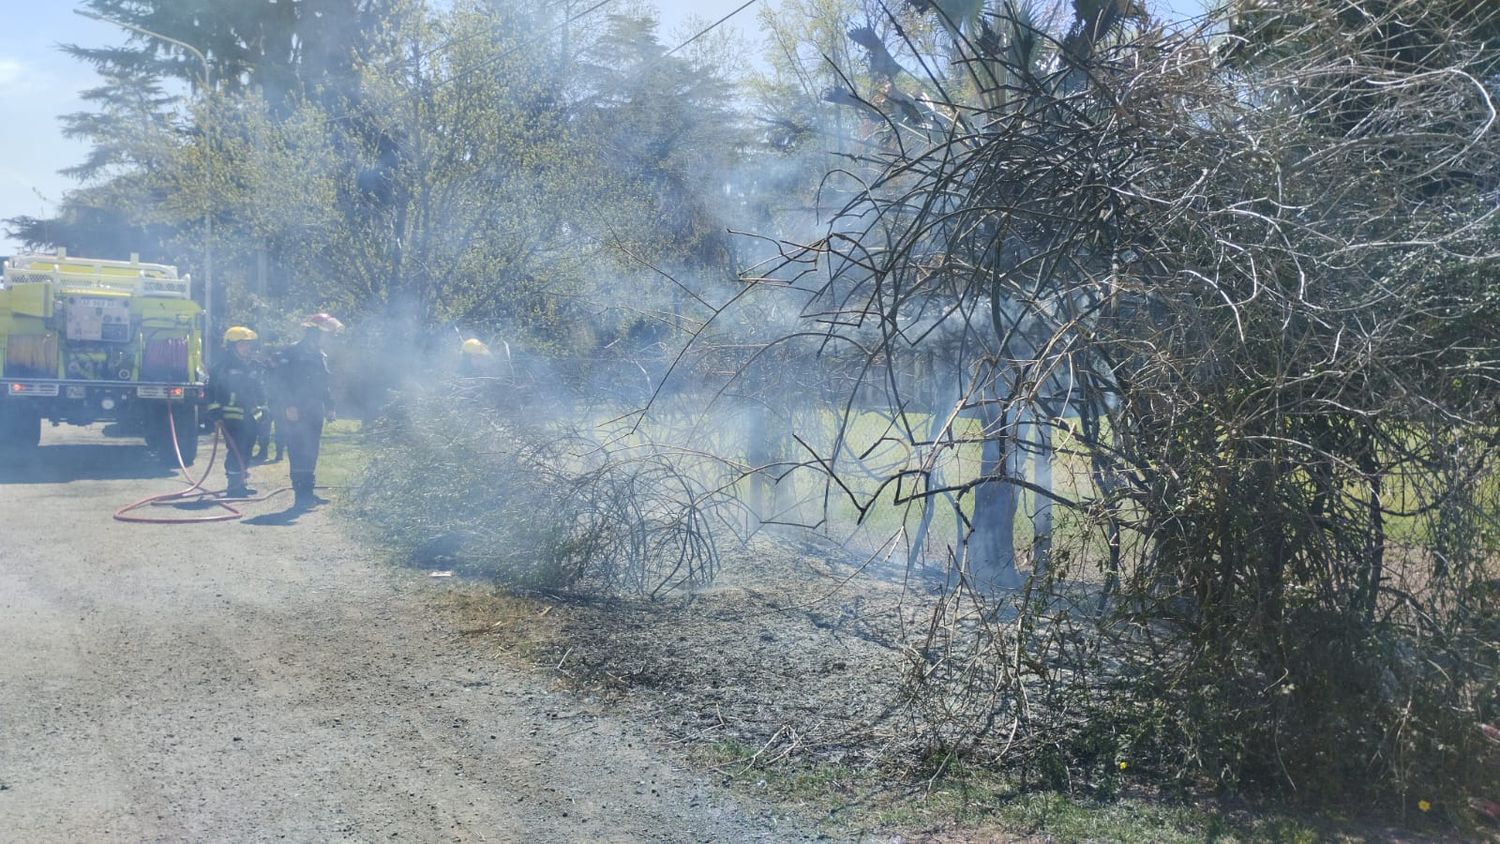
[535,533,928,770]
[430,536,1473,841]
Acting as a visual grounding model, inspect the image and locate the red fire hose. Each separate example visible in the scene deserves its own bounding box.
[112,403,294,524]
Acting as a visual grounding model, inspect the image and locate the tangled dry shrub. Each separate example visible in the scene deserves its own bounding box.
[751,0,1500,812]
[350,381,732,596]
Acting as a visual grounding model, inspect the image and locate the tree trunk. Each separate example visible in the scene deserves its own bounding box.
[968,404,1022,592]
[1023,409,1053,577]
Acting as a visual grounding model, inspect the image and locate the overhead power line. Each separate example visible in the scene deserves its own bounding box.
[663,0,763,59]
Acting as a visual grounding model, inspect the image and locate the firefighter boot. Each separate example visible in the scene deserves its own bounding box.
[292,474,314,508]
[292,473,327,508]
[227,471,256,499]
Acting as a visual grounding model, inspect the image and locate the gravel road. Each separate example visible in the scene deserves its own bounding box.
[0,426,805,842]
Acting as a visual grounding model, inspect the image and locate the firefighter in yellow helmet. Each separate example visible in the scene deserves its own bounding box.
[205,326,267,498]
[458,337,491,376]
[272,313,343,508]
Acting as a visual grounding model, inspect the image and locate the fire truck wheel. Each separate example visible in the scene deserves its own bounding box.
[148,403,198,468]
[143,416,164,451]
[171,404,198,467]
[0,402,40,450]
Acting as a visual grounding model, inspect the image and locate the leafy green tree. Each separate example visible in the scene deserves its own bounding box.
[64,0,401,111]
[570,15,752,326]
[8,0,404,313]
[315,2,589,338]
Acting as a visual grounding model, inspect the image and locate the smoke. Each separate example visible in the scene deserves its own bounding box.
[26,0,1056,598]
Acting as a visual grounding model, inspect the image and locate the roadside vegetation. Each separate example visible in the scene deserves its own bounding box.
[15,0,1500,837]
[312,420,370,491]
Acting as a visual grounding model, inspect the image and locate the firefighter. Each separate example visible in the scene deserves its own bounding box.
[458,337,491,376]
[250,398,283,463]
[274,313,343,508]
[205,326,267,498]
[250,344,285,464]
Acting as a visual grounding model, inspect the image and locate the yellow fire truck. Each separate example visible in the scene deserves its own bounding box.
[0,250,205,464]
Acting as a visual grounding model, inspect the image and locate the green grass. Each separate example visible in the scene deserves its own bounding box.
[986,792,1321,844]
[309,418,369,490]
[620,408,1056,531]
[693,741,1323,842]
[619,404,1132,576]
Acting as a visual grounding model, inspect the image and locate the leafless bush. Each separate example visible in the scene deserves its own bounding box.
[352,380,737,596]
[739,0,1500,807]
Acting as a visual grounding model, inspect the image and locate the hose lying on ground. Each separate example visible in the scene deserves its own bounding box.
[113,404,295,524]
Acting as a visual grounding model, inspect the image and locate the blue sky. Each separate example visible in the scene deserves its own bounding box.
[0,0,1202,254]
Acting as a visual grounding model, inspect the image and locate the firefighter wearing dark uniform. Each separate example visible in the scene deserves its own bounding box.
[251,362,285,463]
[275,313,343,508]
[205,326,267,498]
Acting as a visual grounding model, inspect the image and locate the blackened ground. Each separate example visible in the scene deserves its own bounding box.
[455,536,1466,844]
[470,532,943,779]
[0,424,808,842]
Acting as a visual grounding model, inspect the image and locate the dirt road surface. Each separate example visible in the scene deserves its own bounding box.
[0,427,807,842]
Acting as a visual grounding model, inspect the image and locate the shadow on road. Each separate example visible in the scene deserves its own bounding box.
[241,505,310,527]
[0,444,179,485]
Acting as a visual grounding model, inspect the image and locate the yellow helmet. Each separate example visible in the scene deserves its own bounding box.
[223,326,258,343]
[461,338,492,357]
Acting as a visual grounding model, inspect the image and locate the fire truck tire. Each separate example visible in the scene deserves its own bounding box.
[19,411,40,448]
[143,416,164,451]
[0,402,40,450]
[171,404,198,467]
[147,403,198,467]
